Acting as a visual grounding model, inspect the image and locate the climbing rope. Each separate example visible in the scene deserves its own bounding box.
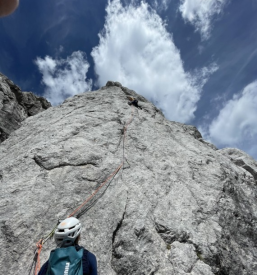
[122,104,135,169]
[34,241,42,275]
[68,105,135,218]
[76,164,122,219]
[68,163,123,218]
[27,249,37,275]
[31,104,135,275]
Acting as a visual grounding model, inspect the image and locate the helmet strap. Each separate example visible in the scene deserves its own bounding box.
[58,238,75,248]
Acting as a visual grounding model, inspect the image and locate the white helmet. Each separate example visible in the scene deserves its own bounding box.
[54,217,82,246]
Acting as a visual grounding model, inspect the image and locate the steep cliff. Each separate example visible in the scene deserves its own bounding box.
[0,81,256,275]
[0,73,51,143]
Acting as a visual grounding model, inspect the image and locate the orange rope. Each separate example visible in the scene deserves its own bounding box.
[68,163,123,218]
[34,240,43,275]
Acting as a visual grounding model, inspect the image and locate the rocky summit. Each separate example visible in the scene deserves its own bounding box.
[0,81,257,275]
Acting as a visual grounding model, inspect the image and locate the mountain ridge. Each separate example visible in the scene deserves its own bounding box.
[0,72,51,143]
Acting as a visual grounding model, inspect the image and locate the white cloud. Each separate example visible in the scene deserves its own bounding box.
[152,0,171,11]
[179,0,227,40]
[92,0,217,123]
[203,81,257,159]
[35,51,92,105]
[191,63,218,89]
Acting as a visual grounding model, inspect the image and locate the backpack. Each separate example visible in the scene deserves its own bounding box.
[46,246,84,275]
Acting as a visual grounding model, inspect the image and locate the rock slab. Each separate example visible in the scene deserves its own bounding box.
[0,82,256,275]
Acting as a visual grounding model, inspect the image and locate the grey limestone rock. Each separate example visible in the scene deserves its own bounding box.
[0,72,51,143]
[0,82,257,275]
[220,148,257,182]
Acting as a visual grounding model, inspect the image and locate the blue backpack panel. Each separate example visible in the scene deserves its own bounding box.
[46,246,83,275]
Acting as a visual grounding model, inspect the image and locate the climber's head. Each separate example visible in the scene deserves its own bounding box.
[127,96,134,101]
[54,217,82,246]
[0,0,19,17]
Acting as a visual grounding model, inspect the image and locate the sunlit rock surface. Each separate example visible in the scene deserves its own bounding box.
[0,81,256,275]
[0,72,51,143]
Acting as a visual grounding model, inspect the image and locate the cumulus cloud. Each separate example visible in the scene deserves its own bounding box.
[202,81,257,159]
[35,51,92,105]
[92,0,217,123]
[179,0,227,40]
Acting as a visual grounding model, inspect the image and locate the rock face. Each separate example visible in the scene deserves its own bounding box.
[0,73,51,143]
[0,82,256,275]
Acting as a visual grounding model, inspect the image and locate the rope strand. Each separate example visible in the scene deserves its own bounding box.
[34,241,43,275]
[33,105,135,275]
[68,105,135,218]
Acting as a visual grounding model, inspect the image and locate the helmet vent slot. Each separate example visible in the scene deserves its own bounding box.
[69,232,75,237]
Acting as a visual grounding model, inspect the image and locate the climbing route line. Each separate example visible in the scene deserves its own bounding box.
[30,104,135,275]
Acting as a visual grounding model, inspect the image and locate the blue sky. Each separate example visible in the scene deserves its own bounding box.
[0,0,257,159]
